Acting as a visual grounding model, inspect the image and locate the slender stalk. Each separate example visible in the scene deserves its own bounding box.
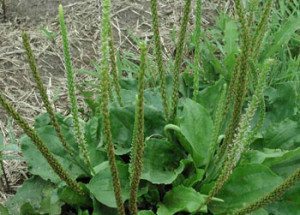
[170,0,192,122]
[129,42,147,215]
[21,32,74,155]
[202,59,272,207]
[219,0,252,156]
[251,0,273,58]
[109,26,123,107]
[58,5,93,173]
[0,92,83,194]
[205,84,227,172]
[99,0,125,214]
[193,0,202,100]
[234,168,300,215]
[150,0,169,120]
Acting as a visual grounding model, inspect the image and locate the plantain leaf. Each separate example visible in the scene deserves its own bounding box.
[5,176,62,215]
[263,147,300,178]
[141,139,186,184]
[20,126,86,183]
[176,99,213,167]
[157,186,207,215]
[209,164,283,214]
[87,162,147,208]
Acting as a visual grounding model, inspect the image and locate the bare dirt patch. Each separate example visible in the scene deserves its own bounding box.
[0,0,223,203]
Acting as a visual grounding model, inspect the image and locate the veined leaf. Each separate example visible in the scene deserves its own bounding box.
[176,99,213,167]
[87,162,147,208]
[20,126,86,183]
[253,119,300,150]
[263,147,300,178]
[157,186,207,215]
[262,14,300,59]
[209,164,283,214]
[141,139,186,184]
[5,176,62,215]
[266,183,300,214]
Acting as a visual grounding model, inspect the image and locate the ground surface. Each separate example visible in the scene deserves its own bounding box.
[0,0,224,203]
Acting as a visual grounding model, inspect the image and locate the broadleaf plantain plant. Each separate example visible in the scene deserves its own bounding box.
[0,0,300,214]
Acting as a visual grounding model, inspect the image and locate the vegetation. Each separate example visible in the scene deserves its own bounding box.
[0,0,299,214]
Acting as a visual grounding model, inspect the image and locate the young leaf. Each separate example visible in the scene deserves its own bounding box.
[157,186,207,215]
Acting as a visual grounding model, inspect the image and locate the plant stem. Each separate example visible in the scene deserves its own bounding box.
[170,0,192,122]
[21,32,75,156]
[108,26,123,107]
[58,5,93,174]
[99,0,125,214]
[193,0,202,100]
[129,42,147,215]
[150,0,169,120]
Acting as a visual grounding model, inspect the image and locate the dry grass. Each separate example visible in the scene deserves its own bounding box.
[0,0,227,204]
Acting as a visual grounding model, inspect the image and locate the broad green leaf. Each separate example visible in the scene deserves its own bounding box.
[265,84,297,123]
[266,183,300,214]
[263,147,300,177]
[20,126,86,183]
[241,149,285,164]
[224,20,238,55]
[84,116,107,166]
[209,164,283,214]
[92,198,118,215]
[157,186,207,215]
[87,162,129,208]
[253,119,300,150]
[196,79,225,114]
[223,19,238,77]
[87,162,147,208]
[108,104,165,155]
[141,139,186,184]
[262,14,300,59]
[57,185,91,207]
[177,99,213,166]
[5,176,62,215]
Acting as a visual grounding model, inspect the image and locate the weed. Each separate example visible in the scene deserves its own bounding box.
[0,0,299,214]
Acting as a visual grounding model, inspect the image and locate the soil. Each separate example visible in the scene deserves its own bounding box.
[0,0,222,204]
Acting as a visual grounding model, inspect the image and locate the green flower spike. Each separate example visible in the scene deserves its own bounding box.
[150,0,169,120]
[203,59,272,207]
[108,26,123,107]
[0,92,83,194]
[251,0,273,58]
[21,32,74,155]
[99,0,125,214]
[193,0,202,100]
[219,0,252,155]
[129,42,147,215]
[170,0,192,122]
[58,4,93,173]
